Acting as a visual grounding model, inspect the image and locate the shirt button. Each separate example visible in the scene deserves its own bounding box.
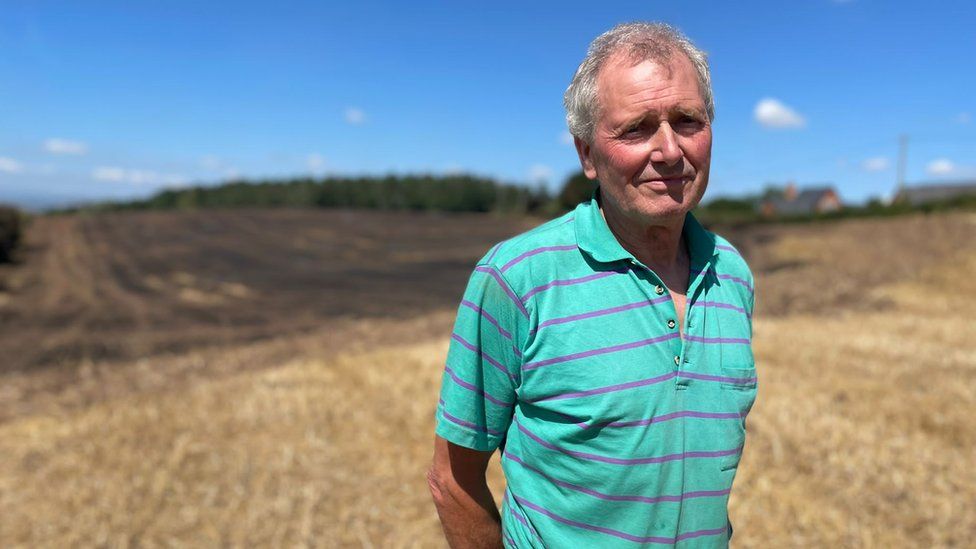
[655,285,665,295]
[674,355,681,366]
[667,319,676,329]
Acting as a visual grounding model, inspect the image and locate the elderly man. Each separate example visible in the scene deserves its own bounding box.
[428,22,757,548]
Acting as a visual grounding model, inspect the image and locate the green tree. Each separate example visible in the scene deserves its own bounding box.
[558,171,598,211]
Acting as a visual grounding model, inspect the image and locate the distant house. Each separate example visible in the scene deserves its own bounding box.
[893,181,976,206]
[759,183,843,217]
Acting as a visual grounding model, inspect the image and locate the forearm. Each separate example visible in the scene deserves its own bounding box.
[428,467,503,548]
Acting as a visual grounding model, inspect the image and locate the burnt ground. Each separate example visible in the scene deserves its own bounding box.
[1,208,972,421]
[0,209,537,375]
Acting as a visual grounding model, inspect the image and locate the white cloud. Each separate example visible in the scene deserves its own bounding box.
[200,155,223,171]
[528,164,553,184]
[861,157,890,172]
[44,138,88,155]
[344,107,366,125]
[754,98,806,129]
[926,158,955,176]
[128,170,160,185]
[92,166,186,186]
[306,153,326,172]
[955,112,971,125]
[0,157,23,173]
[560,131,574,146]
[92,166,128,182]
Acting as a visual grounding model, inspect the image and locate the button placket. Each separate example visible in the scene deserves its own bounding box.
[630,259,685,381]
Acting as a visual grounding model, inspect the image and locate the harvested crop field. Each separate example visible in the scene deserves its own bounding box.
[1,209,974,547]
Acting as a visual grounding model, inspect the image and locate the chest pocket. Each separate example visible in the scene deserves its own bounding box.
[720,365,758,416]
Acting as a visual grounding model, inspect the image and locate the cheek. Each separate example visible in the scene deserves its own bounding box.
[685,133,712,168]
[604,143,649,174]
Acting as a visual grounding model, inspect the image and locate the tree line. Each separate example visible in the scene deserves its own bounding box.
[76,175,572,215]
[54,171,974,222]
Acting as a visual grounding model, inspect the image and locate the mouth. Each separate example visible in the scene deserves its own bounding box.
[638,175,692,188]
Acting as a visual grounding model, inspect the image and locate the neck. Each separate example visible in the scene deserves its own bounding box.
[600,202,687,273]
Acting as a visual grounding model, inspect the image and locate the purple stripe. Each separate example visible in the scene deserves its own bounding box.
[502,532,516,548]
[678,371,757,384]
[516,421,741,465]
[677,527,731,542]
[715,244,741,256]
[439,407,504,436]
[521,269,625,302]
[485,242,503,263]
[505,491,543,542]
[692,300,749,316]
[474,266,529,317]
[504,451,731,504]
[587,410,744,429]
[523,333,680,371]
[500,245,577,273]
[444,365,513,407]
[451,333,517,382]
[684,335,751,345]
[513,494,727,544]
[717,273,754,292]
[528,371,677,403]
[547,409,590,429]
[534,296,670,332]
[460,299,512,340]
[692,268,754,293]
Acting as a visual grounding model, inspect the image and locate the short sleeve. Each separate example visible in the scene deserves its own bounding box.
[435,263,526,451]
[747,269,756,330]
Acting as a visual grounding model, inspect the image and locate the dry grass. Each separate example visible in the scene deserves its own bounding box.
[731,262,976,547]
[0,339,467,547]
[1,211,975,547]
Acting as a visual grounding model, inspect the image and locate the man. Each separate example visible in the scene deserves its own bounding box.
[428,22,757,548]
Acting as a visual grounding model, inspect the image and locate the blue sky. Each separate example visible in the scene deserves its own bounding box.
[1,0,974,210]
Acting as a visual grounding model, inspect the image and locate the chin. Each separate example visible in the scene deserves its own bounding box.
[627,201,693,223]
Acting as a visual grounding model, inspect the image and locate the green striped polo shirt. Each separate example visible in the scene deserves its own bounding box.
[435,194,757,548]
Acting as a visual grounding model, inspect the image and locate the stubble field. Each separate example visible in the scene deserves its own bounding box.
[1,209,974,547]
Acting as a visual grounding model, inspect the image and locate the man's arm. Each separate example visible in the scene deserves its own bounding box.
[427,435,503,549]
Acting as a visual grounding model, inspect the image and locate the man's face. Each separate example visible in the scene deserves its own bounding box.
[575,52,712,226]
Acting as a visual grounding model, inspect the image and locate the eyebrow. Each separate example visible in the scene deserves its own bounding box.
[618,106,706,128]
[674,106,707,117]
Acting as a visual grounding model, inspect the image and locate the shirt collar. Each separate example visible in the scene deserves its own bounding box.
[575,189,717,267]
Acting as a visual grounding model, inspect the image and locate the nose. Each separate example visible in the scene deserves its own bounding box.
[648,123,682,166]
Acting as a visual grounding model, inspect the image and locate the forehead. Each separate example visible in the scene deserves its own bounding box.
[595,52,705,122]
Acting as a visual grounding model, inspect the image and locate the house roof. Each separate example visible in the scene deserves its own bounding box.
[765,186,837,215]
[895,181,976,206]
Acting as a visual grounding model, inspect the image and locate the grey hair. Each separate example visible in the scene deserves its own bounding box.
[564,22,714,143]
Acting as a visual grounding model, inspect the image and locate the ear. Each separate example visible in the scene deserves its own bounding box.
[574,135,598,180]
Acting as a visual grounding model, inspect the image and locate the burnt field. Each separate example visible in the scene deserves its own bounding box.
[0,209,540,374]
[4,209,972,375]
[0,209,539,420]
[1,208,975,547]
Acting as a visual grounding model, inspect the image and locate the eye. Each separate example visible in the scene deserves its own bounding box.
[620,123,643,138]
[675,115,704,132]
